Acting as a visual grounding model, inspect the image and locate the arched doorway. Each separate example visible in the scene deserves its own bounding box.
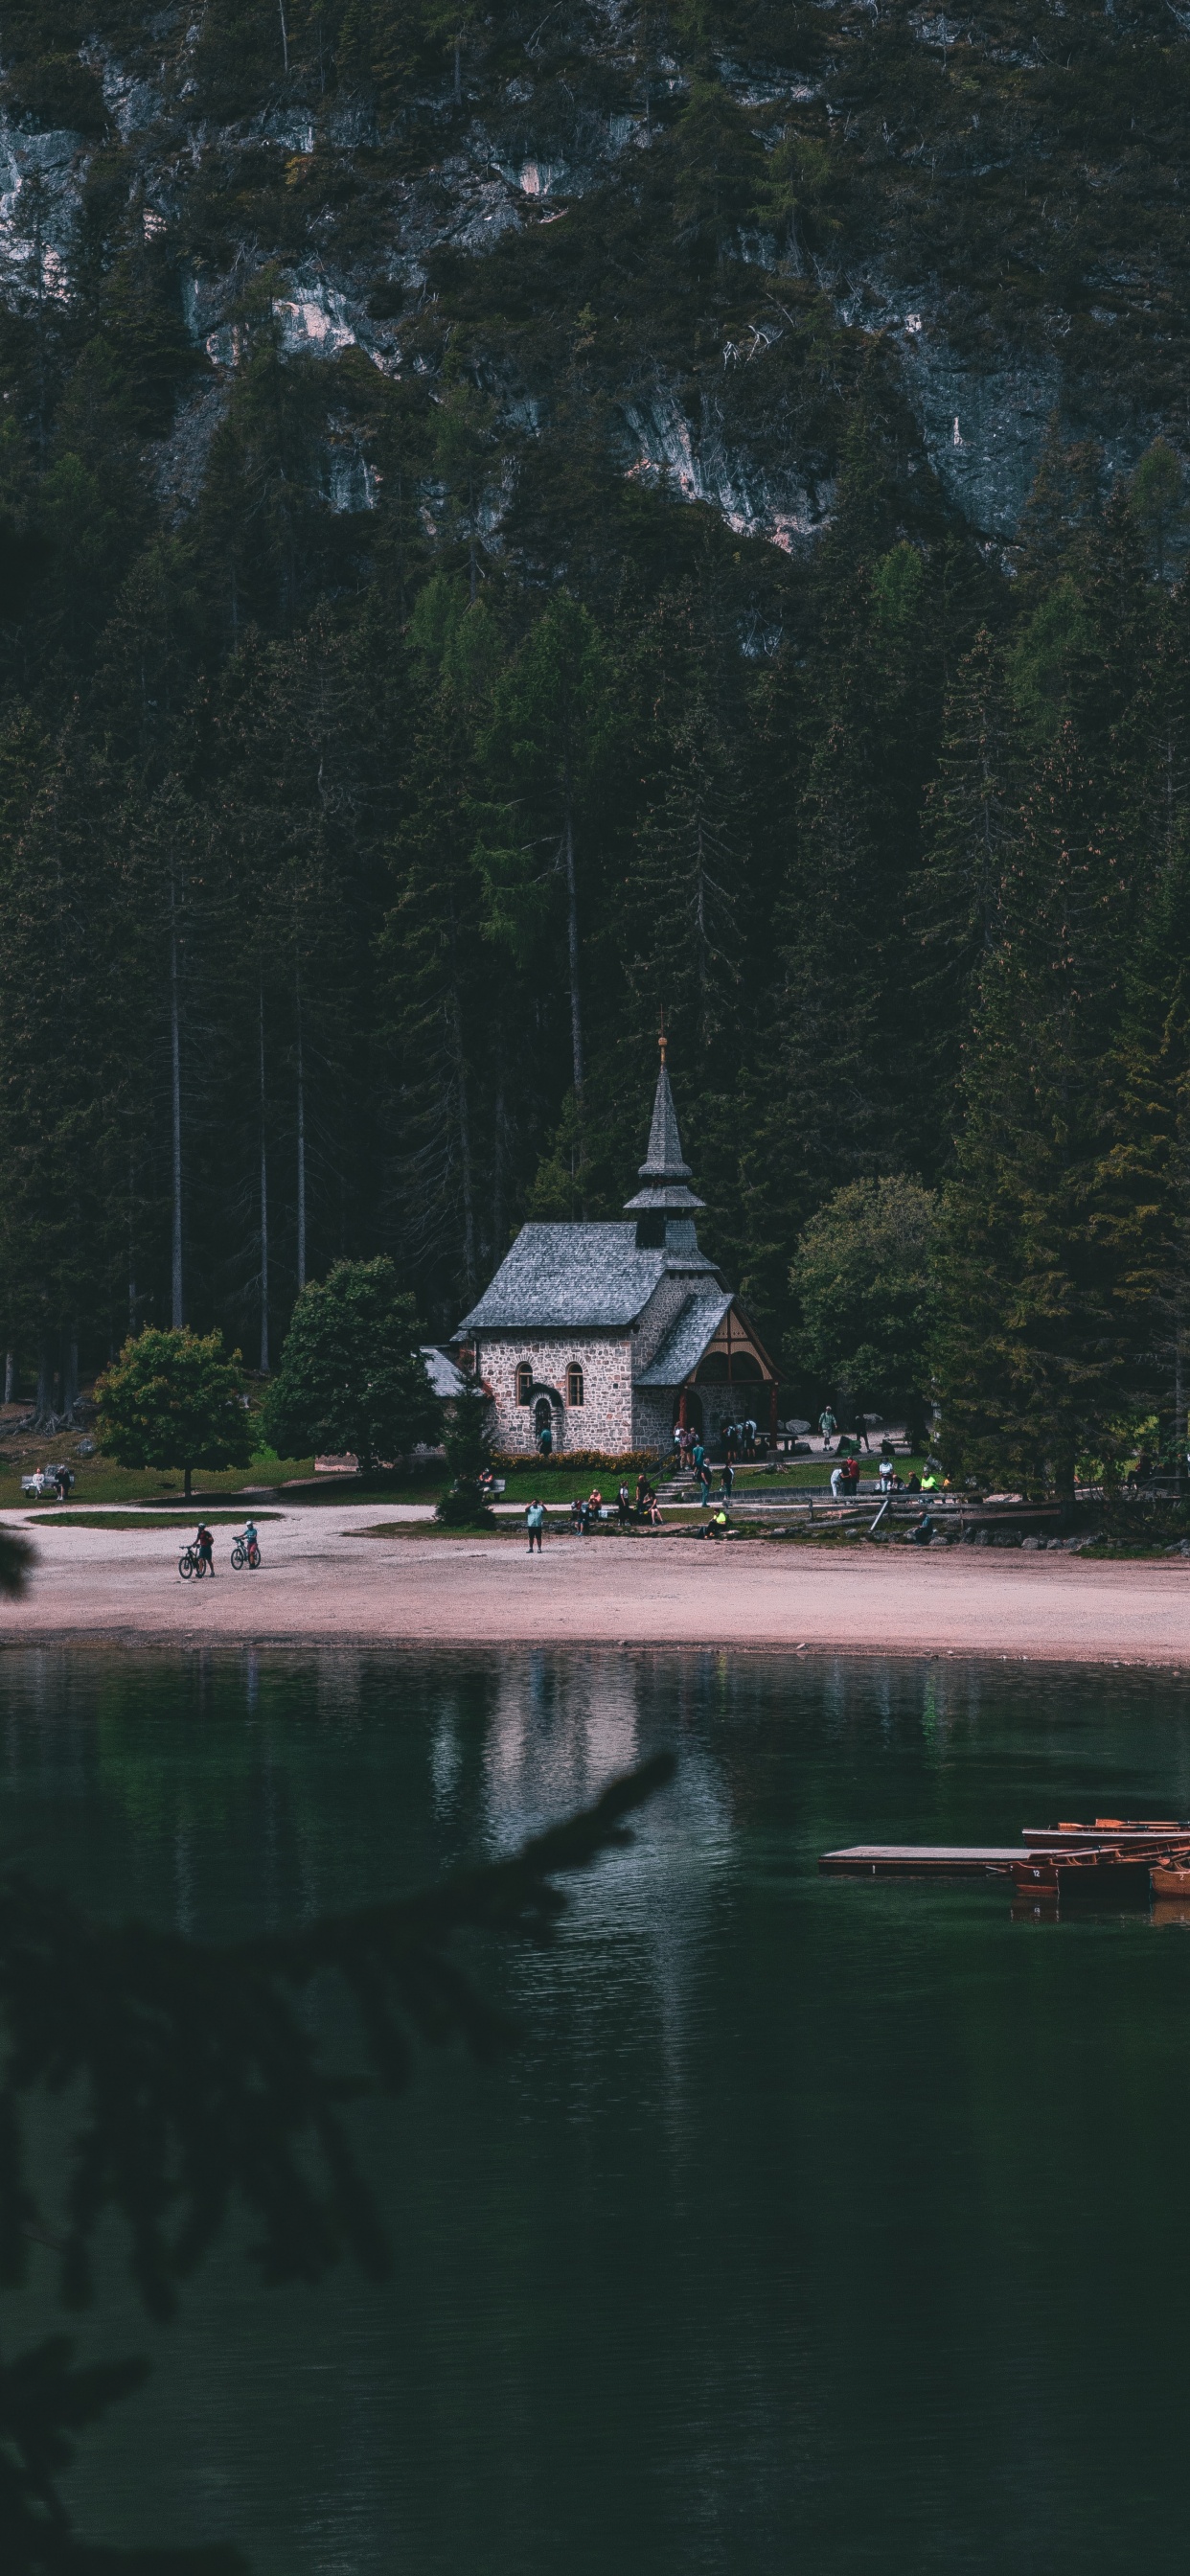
[674,1392,704,1437]
[534,1395,554,1440]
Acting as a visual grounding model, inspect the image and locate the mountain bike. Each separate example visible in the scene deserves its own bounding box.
[230,1533,261,1570]
[178,1545,208,1579]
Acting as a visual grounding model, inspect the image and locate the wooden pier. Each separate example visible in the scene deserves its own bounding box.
[820,1819,1190,1899]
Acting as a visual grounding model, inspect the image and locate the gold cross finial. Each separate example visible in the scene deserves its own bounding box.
[658,1007,668,1067]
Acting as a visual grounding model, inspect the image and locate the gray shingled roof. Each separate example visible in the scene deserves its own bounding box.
[421,1346,466,1399]
[457,1224,673,1330]
[634,1289,734,1388]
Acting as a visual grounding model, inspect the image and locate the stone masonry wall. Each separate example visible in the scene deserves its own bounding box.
[476,1332,635,1456]
[630,1388,677,1456]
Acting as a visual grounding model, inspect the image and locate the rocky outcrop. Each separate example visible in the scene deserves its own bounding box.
[1,4,1182,556]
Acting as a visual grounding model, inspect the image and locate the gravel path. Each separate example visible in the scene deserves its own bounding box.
[3,1508,1190,1664]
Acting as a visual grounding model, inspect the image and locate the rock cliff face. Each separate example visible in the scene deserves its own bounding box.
[2,0,1187,566]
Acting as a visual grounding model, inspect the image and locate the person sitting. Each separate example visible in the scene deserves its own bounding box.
[587,1486,604,1528]
[645,1485,663,1526]
[905,1471,921,1494]
[909,1508,935,1545]
[879,1455,896,1490]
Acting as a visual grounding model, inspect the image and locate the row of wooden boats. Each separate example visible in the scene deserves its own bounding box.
[820,1818,1190,1903]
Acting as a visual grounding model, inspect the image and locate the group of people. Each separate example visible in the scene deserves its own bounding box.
[526,1475,665,1549]
[675,1433,738,1507]
[673,1419,760,1471]
[190,1517,258,1576]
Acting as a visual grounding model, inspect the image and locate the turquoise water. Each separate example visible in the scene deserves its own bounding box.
[4,1644,1190,2573]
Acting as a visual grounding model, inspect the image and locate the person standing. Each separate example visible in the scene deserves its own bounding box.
[526,1498,544,1553]
[196,1523,216,1576]
[830,1464,844,1502]
[721,1460,735,1501]
[818,1405,836,1451]
[698,1459,713,1508]
[617,1483,631,1527]
[538,1416,553,1458]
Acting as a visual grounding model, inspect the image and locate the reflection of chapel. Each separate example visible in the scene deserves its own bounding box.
[454,1044,779,1458]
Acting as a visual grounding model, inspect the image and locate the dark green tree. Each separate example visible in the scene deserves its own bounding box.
[434,1367,496,1525]
[263,1258,439,1473]
[790,1175,939,1438]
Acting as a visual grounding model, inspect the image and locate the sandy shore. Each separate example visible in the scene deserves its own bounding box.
[3,1506,1190,1665]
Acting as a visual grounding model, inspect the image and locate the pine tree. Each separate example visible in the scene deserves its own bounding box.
[935,724,1133,1505]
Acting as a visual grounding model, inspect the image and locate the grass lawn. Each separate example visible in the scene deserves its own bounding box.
[0,1451,318,1508]
[16,1509,286,1530]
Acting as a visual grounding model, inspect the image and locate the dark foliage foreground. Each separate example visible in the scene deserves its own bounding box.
[0,1745,675,2570]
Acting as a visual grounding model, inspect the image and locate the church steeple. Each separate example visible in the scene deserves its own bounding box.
[623,1028,716,1269]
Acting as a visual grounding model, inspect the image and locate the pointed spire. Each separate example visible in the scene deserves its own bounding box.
[623,1024,705,1215]
[639,1056,693,1183]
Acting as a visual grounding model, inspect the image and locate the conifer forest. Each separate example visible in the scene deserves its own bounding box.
[4,0,1190,1489]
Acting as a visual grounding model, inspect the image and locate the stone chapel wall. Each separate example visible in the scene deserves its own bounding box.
[479,1334,635,1456]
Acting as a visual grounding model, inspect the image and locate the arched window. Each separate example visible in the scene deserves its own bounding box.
[516,1363,533,1406]
[731,1351,763,1383]
[696,1352,729,1384]
[566,1362,584,1407]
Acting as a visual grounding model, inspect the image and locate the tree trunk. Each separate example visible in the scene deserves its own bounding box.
[295,978,307,1291]
[35,1339,53,1423]
[259,984,270,1373]
[63,1329,79,1420]
[1175,1327,1185,1494]
[278,0,289,70]
[3,1351,13,1404]
[561,768,585,1205]
[170,871,184,1329]
[448,984,476,1299]
[454,32,462,100]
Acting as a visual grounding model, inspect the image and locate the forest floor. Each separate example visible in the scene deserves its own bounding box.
[4,1507,1190,1666]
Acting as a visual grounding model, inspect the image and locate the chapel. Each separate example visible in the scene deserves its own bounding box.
[454,1042,779,1459]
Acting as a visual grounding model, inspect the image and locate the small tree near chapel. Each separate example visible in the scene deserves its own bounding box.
[263,1258,440,1475]
[95,1326,255,1501]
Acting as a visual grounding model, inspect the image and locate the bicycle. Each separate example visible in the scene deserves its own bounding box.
[230,1533,261,1570]
[178,1545,209,1579]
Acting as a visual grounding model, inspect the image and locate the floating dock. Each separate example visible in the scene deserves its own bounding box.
[820,1820,1190,1899]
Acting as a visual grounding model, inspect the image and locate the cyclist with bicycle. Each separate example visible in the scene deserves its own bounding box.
[196,1525,216,1577]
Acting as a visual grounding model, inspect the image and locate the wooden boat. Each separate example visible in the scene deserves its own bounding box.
[1151,1862,1190,1898]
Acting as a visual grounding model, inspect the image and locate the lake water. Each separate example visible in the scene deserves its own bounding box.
[4,1644,1190,2574]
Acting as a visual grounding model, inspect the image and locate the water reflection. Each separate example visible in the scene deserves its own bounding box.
[3,1648,1190,2573]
